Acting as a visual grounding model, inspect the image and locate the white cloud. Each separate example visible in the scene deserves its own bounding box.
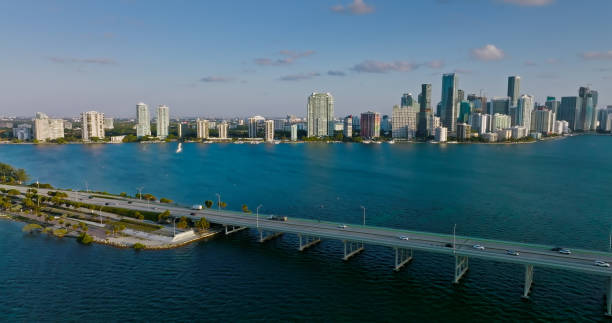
[200,76,234,82]
[327,70,346,76]
[351,60,417,73]
[255,50,315,66]
[501,0,554,6]
[580,51,612,60]
[47,57,116,65]
[470,44,505,61]
[426,60,445,69]
[331,0,374,15]
[279,72,320,81]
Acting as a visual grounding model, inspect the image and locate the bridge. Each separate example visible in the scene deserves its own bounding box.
[3,184,612,316]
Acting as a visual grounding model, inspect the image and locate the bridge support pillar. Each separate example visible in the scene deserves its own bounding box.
[342,240,364,261]
[258,229,283,243]
[224,225,247,235]
[606,276,611,317]
[298,234,321,251]
[453,255,469,284]
[523,264,534,298]
[394,247,413,272]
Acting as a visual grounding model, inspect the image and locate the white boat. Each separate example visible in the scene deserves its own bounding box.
[176,143,183,153]
[388,140,395,144]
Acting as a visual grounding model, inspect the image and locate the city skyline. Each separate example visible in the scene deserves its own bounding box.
[1,0,612,117]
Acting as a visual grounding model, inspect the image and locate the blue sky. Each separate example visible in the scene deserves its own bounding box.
[1,0,611,118]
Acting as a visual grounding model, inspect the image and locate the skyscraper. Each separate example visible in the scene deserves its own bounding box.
[81,111,105,141]
[558,96,581,131]
[196,119,209,139]
[392,104,417,139]
[156,105,169,139]
[136,102,151,137]
[441,73,458,135]
[360,111,381,139]
[401,93,414,107]
[264,120,274,142]
[307,92,334,137]
[343,116,353,138]
[417,83,432,137]
[491,97,510,115]
[507,76,520,107]
[516,94,534,132]
[33,112,64,142]
[458,101,472,123]
[218,122,228,139]
[578,86,597,131]
[290,124,298,141]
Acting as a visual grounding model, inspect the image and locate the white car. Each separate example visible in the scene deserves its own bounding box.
[472,244,485,251]
[398,236,409,241]
[338,224,347,229]
[506,250,520,256]
[594,260,610,267]
[558,248,571,255]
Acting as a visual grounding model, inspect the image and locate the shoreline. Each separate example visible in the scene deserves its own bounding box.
[0,133,583,146]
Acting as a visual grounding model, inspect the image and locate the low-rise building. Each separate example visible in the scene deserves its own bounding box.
[12,124,32,141]
[434,127,447,142]
[456,123,471,141]
[496,129,512,141]
[110,135,125,143]
[482,132,498,142]
[511,126,528,139]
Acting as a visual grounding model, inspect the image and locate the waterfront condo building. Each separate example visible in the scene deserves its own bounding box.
[531,108,555,134]
[136,102,151,137]
[470,113,491,134]
[156,105,170,139]
[33,112,64,142]
[491,97,511,116]
[516,94,534,133]
[264,120,274,142]
[196,119,210,139]
[248,115,265,138]
[434,126,447,142]
[290,124,298,141]
[12,124,32,141]
[343,115,353,138]
[392,104,417,139]
[360,111,381,139]
[441,73,458,135]
[558,96,581,131]
[456,123,471,141]
[491,113,511,132]
[307,92,334,137]
[218,122,228,139]
[81,111,105,141]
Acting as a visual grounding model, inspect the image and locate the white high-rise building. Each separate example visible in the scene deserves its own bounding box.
[343,116,353,138]
[491,113,511,131]
[511,126,528,139]
[290,124,298,141]
[307,92,334,137]
[516,95,534,133]
[196,119,209,139]
[554,120,569,135]
[470,113,491,134]
[218,122,228,139]
[81,111,105,141]
[531,108,555,134]
[264,120,274,142]
[156,105,170,139]
[248,115,265,138]
[33,112,64,142]
[391,104,417,139]
[136,102,151,137]
[434,127,447,142]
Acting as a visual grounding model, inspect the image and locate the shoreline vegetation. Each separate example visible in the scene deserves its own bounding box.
[0,163,226,250]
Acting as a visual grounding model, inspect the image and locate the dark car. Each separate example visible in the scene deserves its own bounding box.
[190,212,196,216]
[445,243,453,248]
[268,215,288,221]
[551,247,562,251]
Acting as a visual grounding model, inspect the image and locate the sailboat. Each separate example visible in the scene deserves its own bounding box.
[176,142,183,153]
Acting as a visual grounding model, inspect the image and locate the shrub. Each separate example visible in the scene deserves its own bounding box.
[77,232,94,245]
[133,243,145,250]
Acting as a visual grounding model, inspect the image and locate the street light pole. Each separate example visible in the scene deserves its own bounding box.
[215,193,221,213]
[360,206,366,226]
[137,186,144,200]
[256,204,263,228]
[173,217,179,237]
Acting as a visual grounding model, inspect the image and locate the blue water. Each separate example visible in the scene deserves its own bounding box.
[1,136,611,321]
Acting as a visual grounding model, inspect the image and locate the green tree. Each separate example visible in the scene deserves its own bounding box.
[204,200,213,208]
[241,204,252,213]
[22,223,43,233]
[157,210,171,223]
[7,189,20,196]
[77,232,94,245]
[133,243,145,250]
[160,197,173,203]
[52,228,68,238]
[219,201,227,209]
[176,216,188,229]
[134,211,144,220]
[194,217,210,231]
